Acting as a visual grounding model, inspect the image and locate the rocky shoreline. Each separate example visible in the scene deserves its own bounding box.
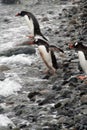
[0,0,87,130]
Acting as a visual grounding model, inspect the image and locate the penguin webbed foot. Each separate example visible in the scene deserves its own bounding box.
[77,75,87,80]
[44,69,56,75]
[42,69,49,74]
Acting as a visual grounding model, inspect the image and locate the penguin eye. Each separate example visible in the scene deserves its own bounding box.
[74,42,78,46]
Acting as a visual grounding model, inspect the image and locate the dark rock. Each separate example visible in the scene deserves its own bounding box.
[75,116,87,130]
[28,91,41,99]
[61,89,72,98]
[52,85,62,91]
[0,107,4,114]
[55,102,62,108]
[13,105,25,116]
[20,124,27,129]
[42,74,51,79]
[0,72,5,81]
[13,128,20,130]
[80,94,87,104]
[38,93,56,105]
[1,0,20,4]
[0,46,36,57]
[41,17,49,22]
[3,18,11,23]
[0,65,10,72]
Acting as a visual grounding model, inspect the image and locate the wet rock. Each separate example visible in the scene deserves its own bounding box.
[0,46,36,57]
[0,65,10,72]
[13,105,26,116]
[38,92,56,105]
[75,116,87,130]
[1,0,20,4]
[3,18,11,23]
[0,96,5,103]
[19,124,27,129]
[80,94,87,104]
[13,128,20,130]
[28,91,41,100]
[0,107,4,114]
[41,17,49,22]
[0,72,5,81]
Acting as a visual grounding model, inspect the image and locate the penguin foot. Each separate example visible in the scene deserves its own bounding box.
[77,75,87,80]
[27,35,34,40]
[42,69,49,74]
[49,68,56,75]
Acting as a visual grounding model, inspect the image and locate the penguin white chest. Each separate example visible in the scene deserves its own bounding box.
[78,51,87,74]
[38,45,52,67]
[24,15,34,35]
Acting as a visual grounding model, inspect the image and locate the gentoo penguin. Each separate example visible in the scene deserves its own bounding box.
[16,11,48,41]
[30,38,64,75]
[69,41,87,80]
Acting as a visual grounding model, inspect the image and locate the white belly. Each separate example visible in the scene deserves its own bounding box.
[78,51,87,74]
[38,45,52,68]
[24,15,34,35]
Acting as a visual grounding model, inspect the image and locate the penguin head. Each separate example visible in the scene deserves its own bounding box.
[69,41,83,50]
[16,11,28,17]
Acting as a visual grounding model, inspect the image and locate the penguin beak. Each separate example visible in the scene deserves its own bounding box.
[15,13,20,16]
[27,35,34,39]
[69,43,74,49]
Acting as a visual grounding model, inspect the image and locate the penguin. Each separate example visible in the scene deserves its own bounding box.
[16,11,48,42]
[32,38,64,75]
[69,41,87,80]
[16,11,64,75]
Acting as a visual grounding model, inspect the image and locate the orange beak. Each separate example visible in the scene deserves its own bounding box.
[27,35,34,39]
[15,13,19,16]
[69,43,74,49]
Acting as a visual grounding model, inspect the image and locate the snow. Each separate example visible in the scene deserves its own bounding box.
[0,78,22,97]
[0,114,15,127]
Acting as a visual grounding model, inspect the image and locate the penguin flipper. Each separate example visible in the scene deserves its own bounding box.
[49,45,64,53]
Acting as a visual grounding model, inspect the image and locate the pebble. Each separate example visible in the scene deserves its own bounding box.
[80,94,87,104]
[0,46,36,57]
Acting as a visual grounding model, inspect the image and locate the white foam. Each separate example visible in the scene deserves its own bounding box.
[0,54,34,65]
[0,114,15,127]
[0,78,22,97]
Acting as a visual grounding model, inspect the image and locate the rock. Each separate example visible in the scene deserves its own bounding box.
[0,65,10,72]
[3,18,11,23]
[41,17,49,22]
[1,0,20,4]
[0,46,36,57]
[0,72,5,81]
[28,91,41,100]
[0,107,4,114]
[80,94,87,104]
[38,92,56,105]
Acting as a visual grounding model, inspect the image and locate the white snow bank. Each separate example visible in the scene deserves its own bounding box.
[0,78,22,97]
[0,114,15,127]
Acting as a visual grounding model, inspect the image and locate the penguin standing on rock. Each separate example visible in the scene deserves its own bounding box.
[69,41,87,80]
